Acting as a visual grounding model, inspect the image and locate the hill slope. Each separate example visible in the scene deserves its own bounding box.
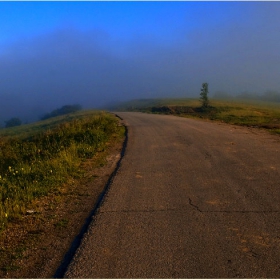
[0,110,125,278]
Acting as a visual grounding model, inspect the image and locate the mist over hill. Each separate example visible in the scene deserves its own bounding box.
[1,2,280,125]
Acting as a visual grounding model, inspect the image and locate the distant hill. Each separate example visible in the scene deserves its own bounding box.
[41,104,82,120]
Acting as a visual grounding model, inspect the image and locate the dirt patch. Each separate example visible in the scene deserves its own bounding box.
[0,135,125,278]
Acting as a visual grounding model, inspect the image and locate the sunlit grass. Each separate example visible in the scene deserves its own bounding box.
[0,110,105,139]
[116,97,280,134]
[0,110,124,228]
[208,100,280,131]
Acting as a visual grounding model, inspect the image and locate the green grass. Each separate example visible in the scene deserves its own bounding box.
[0,110,124,228]
[0,110,107,139]
[115,97,280,134]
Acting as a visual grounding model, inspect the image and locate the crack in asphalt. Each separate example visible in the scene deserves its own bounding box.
[62,112,280,278]
[188,198,203,212]
[98,201,280,214]
[188,198,279,213]
[99,208,186,213]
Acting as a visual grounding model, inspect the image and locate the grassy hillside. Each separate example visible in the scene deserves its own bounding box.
[0,110,125,228]
[113,98,280,134]
[110,98,199,111]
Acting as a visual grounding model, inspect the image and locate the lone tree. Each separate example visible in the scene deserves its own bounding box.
[200,82,209,108]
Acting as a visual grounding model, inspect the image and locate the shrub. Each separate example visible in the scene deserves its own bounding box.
[41,104,82,120]
[5,118,22,128]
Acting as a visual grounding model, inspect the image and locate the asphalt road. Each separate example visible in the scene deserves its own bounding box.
[64,112,280,278]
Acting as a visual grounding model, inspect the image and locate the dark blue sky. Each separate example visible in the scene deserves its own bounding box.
[1,1,280,122]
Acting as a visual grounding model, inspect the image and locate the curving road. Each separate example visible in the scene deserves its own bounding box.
[64,112,280,278]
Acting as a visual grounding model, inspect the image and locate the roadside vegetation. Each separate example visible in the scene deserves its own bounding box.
[114,98,280,135]
[0,110,124,229]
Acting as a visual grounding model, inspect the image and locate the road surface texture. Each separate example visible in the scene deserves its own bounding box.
[64,112,280,278]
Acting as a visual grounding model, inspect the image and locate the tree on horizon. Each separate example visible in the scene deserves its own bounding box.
[200,82,209,108]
